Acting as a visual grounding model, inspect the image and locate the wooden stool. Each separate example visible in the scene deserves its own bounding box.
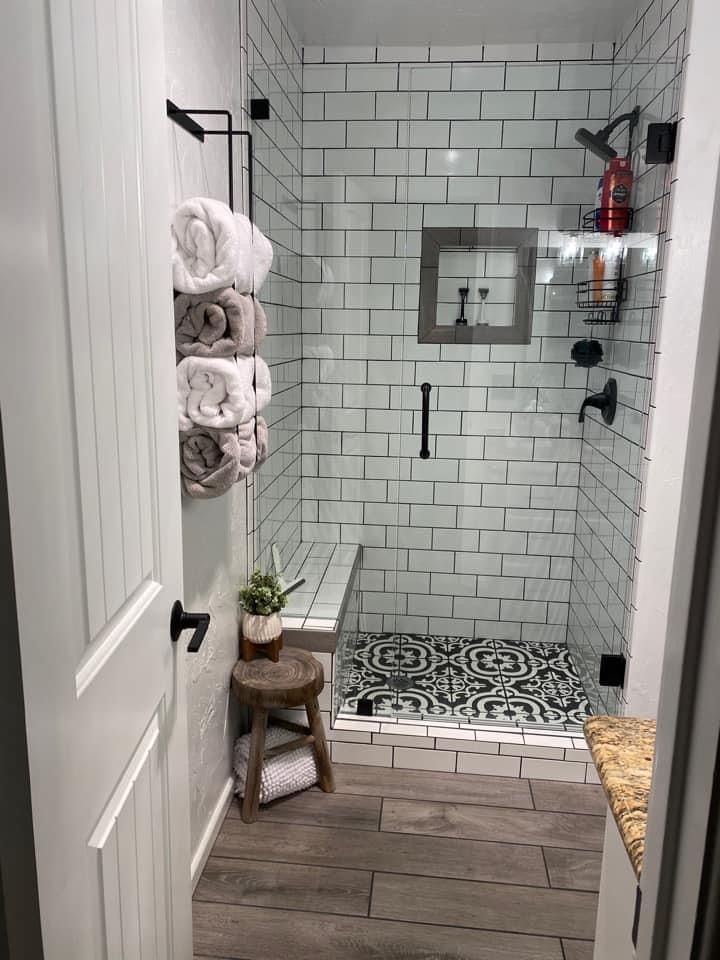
[231,648,335,823]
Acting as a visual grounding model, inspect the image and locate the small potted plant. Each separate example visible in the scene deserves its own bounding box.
[238,569,287,660]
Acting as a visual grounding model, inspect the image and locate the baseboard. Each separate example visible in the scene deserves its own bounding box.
[190,775,235,892]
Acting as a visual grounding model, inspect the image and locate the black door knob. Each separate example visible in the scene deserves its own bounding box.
[170,600,210,653]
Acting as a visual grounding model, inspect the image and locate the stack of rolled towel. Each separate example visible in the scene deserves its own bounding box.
[172,197,273,499]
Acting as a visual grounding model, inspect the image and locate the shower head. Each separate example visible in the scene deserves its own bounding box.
[574,126,618,161]
[575,106,641,162]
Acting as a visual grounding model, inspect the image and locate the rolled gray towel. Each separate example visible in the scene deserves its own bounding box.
[254,298,267,350]
[179,426,251,499]
[175,288,255,361]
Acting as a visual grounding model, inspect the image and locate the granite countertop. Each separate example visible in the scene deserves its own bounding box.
[584,715,656,879]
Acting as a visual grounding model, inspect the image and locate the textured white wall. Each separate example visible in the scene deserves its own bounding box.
[162,0,248,862]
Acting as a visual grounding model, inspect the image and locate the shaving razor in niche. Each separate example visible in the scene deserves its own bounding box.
[456,287,469,325]
[477,287,490,326]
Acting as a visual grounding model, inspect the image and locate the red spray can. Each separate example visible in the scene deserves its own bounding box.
[598,157,633,233]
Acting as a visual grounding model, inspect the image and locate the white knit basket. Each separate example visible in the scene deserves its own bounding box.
[233,725,318,804]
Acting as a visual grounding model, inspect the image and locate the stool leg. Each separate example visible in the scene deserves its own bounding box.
[242,707,268,823]
[306,696,335,793]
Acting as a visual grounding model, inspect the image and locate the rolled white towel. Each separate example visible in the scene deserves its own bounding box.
[234,213,274,294]
[171,198,241,294]
[253,356,272,413]
[177,356,256,430]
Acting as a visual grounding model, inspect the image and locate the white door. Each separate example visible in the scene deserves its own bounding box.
[0,0,193,957]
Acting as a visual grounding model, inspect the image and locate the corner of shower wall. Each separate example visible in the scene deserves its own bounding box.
[246,0,304,574]
[567,0,690,715]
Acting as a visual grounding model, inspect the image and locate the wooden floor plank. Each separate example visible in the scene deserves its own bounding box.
[225,789,382,831]
[212,818,549,886]
[542,848,602,892]
[193,902,565,960]
[371,872,598,941]
[195,857,371,916]
[530,780,607,816]
[561,939,595,960]
[334,762,534,808]
[381,798,605,850]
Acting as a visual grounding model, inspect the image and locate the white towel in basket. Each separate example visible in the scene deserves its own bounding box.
[233,725,319,805]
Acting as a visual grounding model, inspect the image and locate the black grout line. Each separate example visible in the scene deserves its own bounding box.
[367,871,375,918]
[539,845,553,888]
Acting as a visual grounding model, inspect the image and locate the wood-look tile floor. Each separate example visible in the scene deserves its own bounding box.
[193,764,606,960]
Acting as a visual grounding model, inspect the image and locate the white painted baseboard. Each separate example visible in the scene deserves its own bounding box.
[190,776,235,891]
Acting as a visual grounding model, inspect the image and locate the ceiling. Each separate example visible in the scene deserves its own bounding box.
[284,0,635,46]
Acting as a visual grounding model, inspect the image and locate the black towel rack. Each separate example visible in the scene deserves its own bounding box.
[166,100,255,219]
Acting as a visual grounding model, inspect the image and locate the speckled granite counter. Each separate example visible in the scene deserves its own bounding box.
[584,716,656,879]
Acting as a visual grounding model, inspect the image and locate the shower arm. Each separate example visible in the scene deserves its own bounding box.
[599,106,641,158]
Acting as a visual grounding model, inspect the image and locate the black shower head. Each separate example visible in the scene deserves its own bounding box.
[575,107,641,162]
[574,126,618,161]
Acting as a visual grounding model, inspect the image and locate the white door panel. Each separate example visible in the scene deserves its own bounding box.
[1,0,193,956]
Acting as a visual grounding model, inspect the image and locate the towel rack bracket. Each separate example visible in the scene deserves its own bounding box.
[166,99,205,142]
[166,100,254,220]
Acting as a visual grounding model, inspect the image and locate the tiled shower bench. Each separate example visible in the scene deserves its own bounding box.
[280,541,361,653]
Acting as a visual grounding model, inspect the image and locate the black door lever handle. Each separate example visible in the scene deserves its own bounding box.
[170,600,210,653]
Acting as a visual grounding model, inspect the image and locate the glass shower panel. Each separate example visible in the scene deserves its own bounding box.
[385,63,595,729]
[331,84,412,720]
[387,64,475,723]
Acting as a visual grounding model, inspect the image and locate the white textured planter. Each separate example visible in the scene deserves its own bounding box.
[241,611,282,645]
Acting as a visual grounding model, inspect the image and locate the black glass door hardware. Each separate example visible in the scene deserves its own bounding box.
[419,382,432,459]
[599,653,627,688]
[579,378,617,425]
[645,122,677,164]
[456,287,469,326]
[170,600,210,653]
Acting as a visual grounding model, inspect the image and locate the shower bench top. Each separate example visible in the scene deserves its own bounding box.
[280,541,361,653]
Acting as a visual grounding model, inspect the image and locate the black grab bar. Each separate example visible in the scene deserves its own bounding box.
[420,382,431,459]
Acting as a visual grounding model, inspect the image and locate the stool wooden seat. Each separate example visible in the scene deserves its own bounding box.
[231,647,335,823]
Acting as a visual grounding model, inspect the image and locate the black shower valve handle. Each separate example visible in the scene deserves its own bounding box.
[579,378,617,425]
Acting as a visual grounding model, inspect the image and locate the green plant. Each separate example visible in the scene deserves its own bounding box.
[238,569,287,616]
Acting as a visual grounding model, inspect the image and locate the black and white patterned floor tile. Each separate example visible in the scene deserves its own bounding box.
[340,633,592,728]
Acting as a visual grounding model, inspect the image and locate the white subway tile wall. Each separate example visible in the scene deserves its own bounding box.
[300,44,613,639]
[248,0,303,570]
[568,0,689,715]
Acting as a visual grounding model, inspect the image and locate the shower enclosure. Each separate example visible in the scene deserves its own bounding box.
[300,59,596,733]
[251,37,676,735]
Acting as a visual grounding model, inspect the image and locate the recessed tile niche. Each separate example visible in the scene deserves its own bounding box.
[418,226,538,345]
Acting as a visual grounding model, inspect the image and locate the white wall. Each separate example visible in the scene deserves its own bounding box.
[626,0,720,716]
[162,0,249,864]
